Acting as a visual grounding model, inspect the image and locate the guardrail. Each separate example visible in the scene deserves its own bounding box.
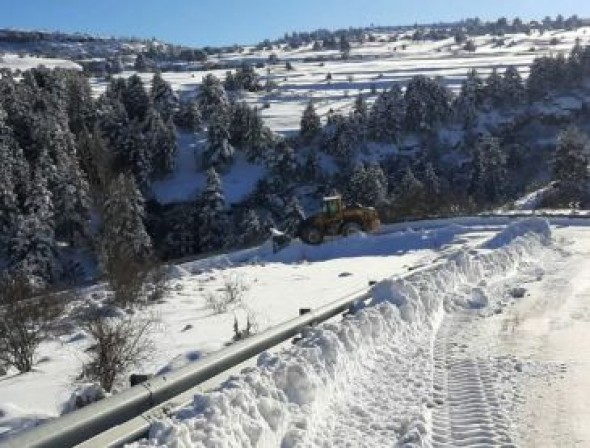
[0,287,372,448]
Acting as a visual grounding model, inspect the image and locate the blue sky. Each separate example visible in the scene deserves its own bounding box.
[1,0,589,47]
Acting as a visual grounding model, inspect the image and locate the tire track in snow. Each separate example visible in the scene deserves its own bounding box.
[432,315,515,448]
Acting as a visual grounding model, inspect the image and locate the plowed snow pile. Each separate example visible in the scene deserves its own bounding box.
[130,218,553,448]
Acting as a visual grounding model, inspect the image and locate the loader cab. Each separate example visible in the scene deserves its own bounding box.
[323,196,343,216]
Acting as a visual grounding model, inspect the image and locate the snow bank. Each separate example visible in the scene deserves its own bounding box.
[182,224,468,273]
[482,217,550,249]
[130,221,552,448]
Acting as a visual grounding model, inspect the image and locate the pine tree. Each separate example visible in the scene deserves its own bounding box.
[0,108,23,250]
[300,101,321,143]
[454,69,483,129]
[97,96,130,159]
[268,140,298,189]
[345,164,387,207]
[125,119,152,192]
[395,166,426,216]
[123,74,151,121]
[469,136,507,205]
[353,94,368,123]
[150,72,178,121]
[175,100,202,131]
[483,68,504,107]
[553,127,589,199]
[502,66,526,106]
[229,103,269,161]
[237,209,263,246]
[203,110,234,171]
[404,76,451,133]
[303,150,321,181]
[144,110,177,179]
[282,196,305,237]
[100,174,152,264]
[0,144,19,254]
[10,168,60,283]
[198,168,230,251]
[32,116,91,246]
[198,74,230,121]
[368,85,405,143]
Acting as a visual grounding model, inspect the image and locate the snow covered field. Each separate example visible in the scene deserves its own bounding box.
[4,217,590,447]
[0,53,81,71]
[90,27,590,134]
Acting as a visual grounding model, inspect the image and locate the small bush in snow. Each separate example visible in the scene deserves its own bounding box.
[81,311,156,392]
[232,310,259,342]
[206,274,249,314]
[0,274,64,373]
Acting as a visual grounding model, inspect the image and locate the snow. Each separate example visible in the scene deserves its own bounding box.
[482,217,551,249]
[512,184,557,210]
[151,132,266,205]
[0,53,81,71]
[4,216,590,444]
[0,221,481,440]
[129,218,554,447]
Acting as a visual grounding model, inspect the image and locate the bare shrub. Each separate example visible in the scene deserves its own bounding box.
[101,250,149,308]
[81,312,156,392]
[144,264,171,303]
[205,274,249,314]
[0,274,64,373]
[232,310,259,342]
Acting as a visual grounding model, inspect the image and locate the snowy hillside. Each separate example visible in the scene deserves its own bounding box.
[93,27,590,134]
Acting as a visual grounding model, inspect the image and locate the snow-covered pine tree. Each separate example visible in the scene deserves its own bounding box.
[144,109,177,179]
[502,66,526,107]
[330,117,363,169]
[395,166,426,216]
[237,209,263,246]
[125,119,152,192]
[100,173,152,264]
[0,123,19,253]
[454,69,483,129]
[97,96,130,160]
[353,93,368,122]
[198,168,230,251]
[345,163,387,207]
[300,100,321,143]
[469,136,507,206]
[553,127,590,197]
[198,74,230,121]
[123,74,151,122]
[10,168,61,283]
[303,150,321,181]
[175,100,202,131]
[242,106,269,162]
[229,102,269,162]
[267,140,298,191]
[483,68,504,107]
[368,85,405,143]
[203,110,234,171]
[404,76,451,133]
[150,72,178,121]
[282,196,305,237]
[105,77,127,102]
[32,116,91,246]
